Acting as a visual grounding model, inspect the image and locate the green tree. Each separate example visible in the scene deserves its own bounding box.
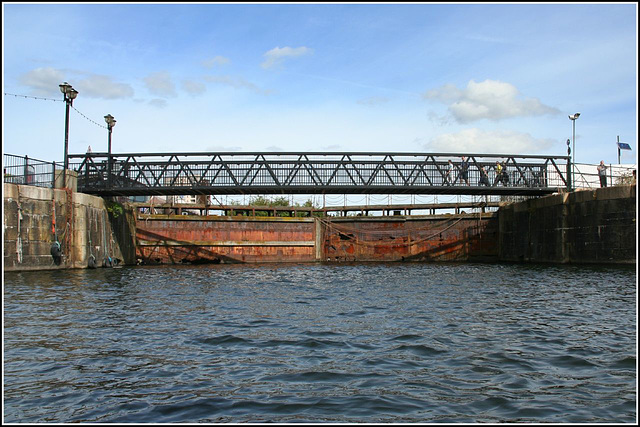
[227,196,324,217]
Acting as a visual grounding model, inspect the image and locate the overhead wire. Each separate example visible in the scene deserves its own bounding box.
[4,92,63,102]
[5,91,108,130]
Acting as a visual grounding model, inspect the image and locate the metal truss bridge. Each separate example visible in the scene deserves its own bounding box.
[68,152,571,197]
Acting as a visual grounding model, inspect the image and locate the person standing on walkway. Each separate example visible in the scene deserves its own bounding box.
[444,159,454,185]
[478,165,490,186]
[494,161,503,186]
[459,156,470,185]
[597,160,607,187]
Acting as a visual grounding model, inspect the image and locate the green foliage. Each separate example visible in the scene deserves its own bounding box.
[252,196,290,207]
[105,200,124,218]
[227,196,320,217]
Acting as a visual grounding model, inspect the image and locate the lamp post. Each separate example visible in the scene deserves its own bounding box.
[566,138,572,190]
[568,112,580,190]
[59,82,78,188]
[104,114,116,188]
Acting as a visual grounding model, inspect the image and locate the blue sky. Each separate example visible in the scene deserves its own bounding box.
[2,2,638,167]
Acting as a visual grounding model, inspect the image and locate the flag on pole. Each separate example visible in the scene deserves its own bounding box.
[617,142,632,150]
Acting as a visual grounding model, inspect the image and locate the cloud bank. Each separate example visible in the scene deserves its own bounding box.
[19,67,134,99]
[143,71,176,98]
[19,67,66,96]
[204,75,272,95]
[423,79,560,123]
[76,74,134,99]
[202,55,231,68]
[425,128,556,154]
[182,79,207,96]
[261,46,313,69]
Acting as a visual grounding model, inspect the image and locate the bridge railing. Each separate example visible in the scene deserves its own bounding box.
[572,163,636,189]
[67,152,571,196]
[3,154,60,189]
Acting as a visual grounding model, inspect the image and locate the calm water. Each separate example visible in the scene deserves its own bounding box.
[3,263,636,423]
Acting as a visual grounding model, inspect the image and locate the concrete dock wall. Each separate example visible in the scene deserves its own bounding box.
[499,185,636,263]
[3,183,130,271]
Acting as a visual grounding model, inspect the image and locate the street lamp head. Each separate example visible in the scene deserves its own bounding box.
[59,82,70,94]
[104,114,116,128]
[59,82,78,103]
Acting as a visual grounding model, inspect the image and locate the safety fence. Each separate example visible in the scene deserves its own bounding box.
[3,154,60,189]
[572,163,636,189]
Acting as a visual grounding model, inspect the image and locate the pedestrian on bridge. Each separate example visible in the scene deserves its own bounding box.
[597,160,607,187]
[459,156,470,185]
[478,166,490,186]
[494,161,509,186]
[493,161,503,186]
[445,160,454,185]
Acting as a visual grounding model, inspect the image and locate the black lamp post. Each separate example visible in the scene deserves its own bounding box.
[104,114,116,188]
[59,82,78,187]
[566,138,572,190]
[568,112,580,165]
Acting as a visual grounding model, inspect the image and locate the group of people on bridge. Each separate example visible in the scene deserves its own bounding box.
[443,156,523,187]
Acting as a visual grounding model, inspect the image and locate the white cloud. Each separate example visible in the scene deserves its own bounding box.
[19,67,134,99]
[202,55,231,68]
[425,128,556,154]
[427,111,454,127]
[261,46,313,69]
[143,71,176,97]
[76,74,134,99]
[19,67,66,96]
[148,98,168,108]
[204,75,272,95]
[423,79,560,123]
[182,79,207,96]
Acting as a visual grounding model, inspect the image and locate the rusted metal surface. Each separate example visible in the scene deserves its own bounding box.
[135,215,316,264]
[134,211,498,264]
[129,200,505,217]
[321,214,498,262]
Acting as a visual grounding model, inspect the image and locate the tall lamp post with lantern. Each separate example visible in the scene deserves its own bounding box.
[104,114,116,188]
[566,139,572,190]
[568,112,580,190]
[59,82,78,188]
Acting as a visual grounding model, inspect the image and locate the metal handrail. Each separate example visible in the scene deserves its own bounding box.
[573,162,637,189]
[3,154,61,188]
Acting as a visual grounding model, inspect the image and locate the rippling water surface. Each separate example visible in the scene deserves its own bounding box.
[3,263,636,423]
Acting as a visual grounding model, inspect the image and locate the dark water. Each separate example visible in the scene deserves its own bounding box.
[3,263,636,423]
